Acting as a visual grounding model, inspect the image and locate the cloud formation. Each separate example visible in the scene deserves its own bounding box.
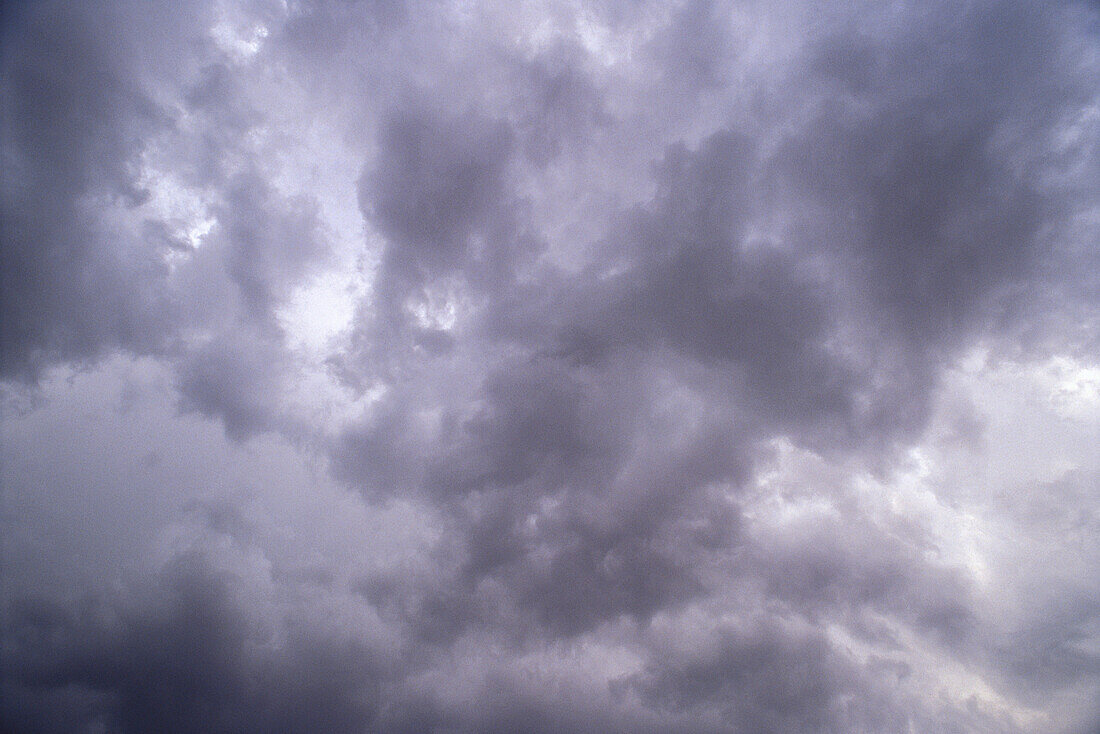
[2,0,1098,732]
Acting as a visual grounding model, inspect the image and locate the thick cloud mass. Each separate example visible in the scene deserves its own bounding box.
[2,1,1098,732]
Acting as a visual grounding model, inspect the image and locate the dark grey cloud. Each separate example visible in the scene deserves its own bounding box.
[0,0,303,346]
[621,620,881,733]
[0,0,180,378]
[0,0,333,429]
[364,108,515,271]
[2,553,387,734]
[176,326,289,440]
[3,0,1099,732]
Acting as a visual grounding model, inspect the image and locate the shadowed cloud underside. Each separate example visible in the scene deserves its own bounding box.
[2,1,1099,732]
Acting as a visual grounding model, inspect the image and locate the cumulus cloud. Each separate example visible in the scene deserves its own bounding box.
[2,0,1098,732]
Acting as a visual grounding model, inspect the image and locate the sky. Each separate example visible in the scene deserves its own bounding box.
[1,0,1098,732]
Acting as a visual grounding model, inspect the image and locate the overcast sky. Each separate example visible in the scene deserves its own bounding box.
[1,1,1098,732]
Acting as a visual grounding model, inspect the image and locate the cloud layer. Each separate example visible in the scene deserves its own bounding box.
[2,0,1098,732]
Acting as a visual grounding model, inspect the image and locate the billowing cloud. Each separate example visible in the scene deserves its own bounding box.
[2,0,1098,732]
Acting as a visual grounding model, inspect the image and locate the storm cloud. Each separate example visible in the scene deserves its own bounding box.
[2,0,1098,732]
